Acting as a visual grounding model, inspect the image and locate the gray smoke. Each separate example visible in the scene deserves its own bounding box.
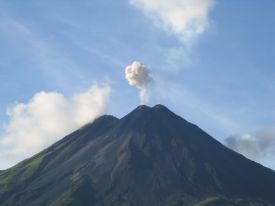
[125,61,152,104]
[225,128,275,160]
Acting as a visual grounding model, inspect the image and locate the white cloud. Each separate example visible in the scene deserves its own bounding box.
[129,0,215,41]
[0,84,110,169]
[125,61,153,104]
[129,0,215,72]
[225,128,275,160]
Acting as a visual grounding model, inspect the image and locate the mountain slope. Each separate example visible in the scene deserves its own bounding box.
[0,105,275,206]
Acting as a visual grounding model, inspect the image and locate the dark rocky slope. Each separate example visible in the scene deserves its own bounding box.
[0,105,274,206]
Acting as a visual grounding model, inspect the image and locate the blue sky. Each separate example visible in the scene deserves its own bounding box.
[0,0,274,169]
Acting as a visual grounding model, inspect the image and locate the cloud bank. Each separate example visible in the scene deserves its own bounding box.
[129,0,215,41]
[225,128,275,161]
[0,84,110,169]
[125,61,152,104]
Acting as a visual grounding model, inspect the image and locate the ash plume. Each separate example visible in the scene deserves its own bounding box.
[125,61,152,104]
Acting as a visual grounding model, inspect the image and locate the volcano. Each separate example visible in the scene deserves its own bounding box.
[0,104,275,206]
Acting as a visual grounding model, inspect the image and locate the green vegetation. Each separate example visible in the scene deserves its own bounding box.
[0,155,44,191]
[50,181,95,206]
[193,196,220,206]
[50,189,75,206]
[193,196,244,206]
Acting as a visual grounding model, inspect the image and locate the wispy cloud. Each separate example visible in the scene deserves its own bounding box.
[129,0,215,72]
[129,0,214,42]
[0,14,86,90]
[153,77,240,135]
[0,84,110,169]
[225,128,275,161]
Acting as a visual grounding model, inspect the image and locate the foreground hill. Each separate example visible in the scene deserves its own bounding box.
[0,105,275,206]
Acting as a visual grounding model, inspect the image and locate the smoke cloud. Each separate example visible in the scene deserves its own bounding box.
[125,61,152,104]
[225,128,275,161]
[0,84,110,169]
